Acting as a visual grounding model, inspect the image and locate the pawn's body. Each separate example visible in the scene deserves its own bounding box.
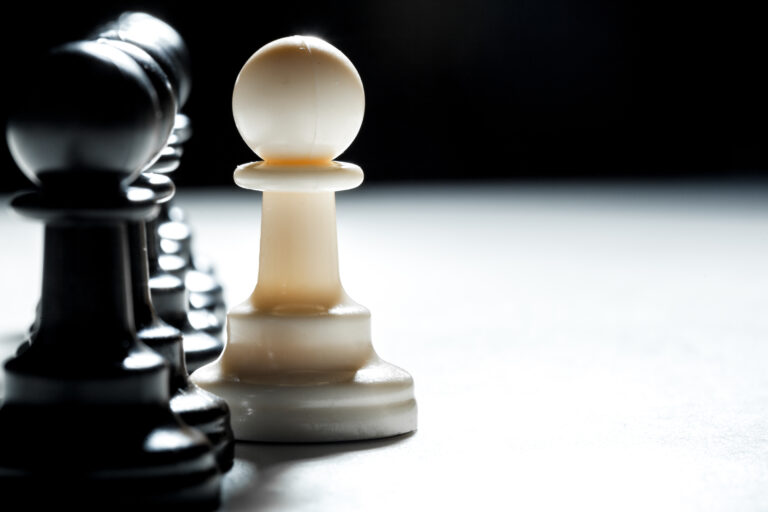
[193,36,417,442]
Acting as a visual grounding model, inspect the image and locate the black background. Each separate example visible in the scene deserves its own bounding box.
[2,1,767,192]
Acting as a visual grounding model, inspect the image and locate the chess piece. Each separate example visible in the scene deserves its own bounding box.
[0,41,220,507]
[94,11,227,331]
[129,173,235,471]
[144,218,222,373]
[154,120,227,327]
[92,11,192,109]
[193,36,418,441]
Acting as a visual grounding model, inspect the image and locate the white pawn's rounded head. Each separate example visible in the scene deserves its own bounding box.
[233,35,365,164]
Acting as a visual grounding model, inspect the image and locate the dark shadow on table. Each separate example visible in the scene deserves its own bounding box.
[222,432,415,510]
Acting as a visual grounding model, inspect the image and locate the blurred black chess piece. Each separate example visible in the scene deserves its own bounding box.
[90,18,231,450]
[128,171,234,470]
[91,18,234,470]
[93,12,228,337]
[0,41,221,507]
[146,209,226,373]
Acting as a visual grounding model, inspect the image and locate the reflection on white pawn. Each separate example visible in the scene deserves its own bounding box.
[192,35,417,442]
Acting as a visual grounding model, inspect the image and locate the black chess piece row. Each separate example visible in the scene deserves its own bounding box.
[0,13,232,508]
[102,14,229,336]
[148,114,228,332]
[97,13,228,333]
[90,12,226,372]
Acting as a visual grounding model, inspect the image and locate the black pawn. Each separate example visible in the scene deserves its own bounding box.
[148,121,226,338]
[93,12,228,452]
[129,172,234,471]
[92,11,192,109]
[146,208,225,373]
[93,12,227,327]
[0,41,220,507]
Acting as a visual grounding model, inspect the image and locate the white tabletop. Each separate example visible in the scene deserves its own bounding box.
[2,182,768,511]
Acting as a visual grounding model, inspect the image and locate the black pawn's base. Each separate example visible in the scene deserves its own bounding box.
[189,307,225,337]
[189,292,227,326]
[138,323,234,472]
[187,268,227,325]
[172,384,235,471]
[183,329,225,373]
[0,403,220,509]
[150,269,224,374]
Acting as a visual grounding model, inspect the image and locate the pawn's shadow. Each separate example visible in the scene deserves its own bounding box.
[222,432,415,510]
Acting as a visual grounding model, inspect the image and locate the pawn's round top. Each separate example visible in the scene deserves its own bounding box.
[96,38,177,164]
[232,35,365,164]
[93,11,192,108]
[6,41,165,189]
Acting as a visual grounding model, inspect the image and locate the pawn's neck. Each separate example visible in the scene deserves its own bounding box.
[251,190,342,312]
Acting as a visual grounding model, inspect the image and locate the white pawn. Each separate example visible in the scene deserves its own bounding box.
[193,35,417,441]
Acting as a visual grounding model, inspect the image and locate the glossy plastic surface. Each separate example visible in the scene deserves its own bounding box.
[194,36,416,442]
[93,11,192,107]
[233,35,365,163]
[6,41,165,188]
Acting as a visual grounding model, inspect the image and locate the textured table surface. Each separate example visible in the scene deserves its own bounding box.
[2,182,768,511]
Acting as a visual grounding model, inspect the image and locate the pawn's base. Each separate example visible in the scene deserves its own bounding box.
[192,356,417,442]
[182,328,225,374]
[171,383,235,471]
[0,403,221,509]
